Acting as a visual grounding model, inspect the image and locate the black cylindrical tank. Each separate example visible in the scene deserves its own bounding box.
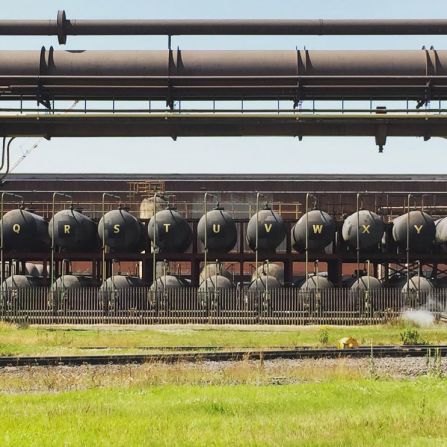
[435,217,447,247]
[98,208,143,252]
[249,275,281,291]
[0,208,50,251]
[392,211,436,252]
[246,206,286,252]
[148,208,192,252]
[291,210,335,252]
[197,207,237,252]
[49,207,98,251]
[342,210,384,250]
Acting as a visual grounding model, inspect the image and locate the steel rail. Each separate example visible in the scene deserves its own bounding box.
[4,12,447,43]
[0,345,445,366]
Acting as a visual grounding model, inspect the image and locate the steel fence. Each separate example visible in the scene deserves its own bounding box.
[1,287,446,325]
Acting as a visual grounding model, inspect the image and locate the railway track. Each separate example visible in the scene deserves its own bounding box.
[0,345,446,367]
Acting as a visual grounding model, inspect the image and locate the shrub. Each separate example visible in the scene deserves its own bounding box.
[400,328,427,345]
[318,328,329,345]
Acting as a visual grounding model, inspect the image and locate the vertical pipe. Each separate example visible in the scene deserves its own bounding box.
[356,193,361,284]
[204,193,208,300]
[255,192,263,286]
[305,193,317,290]
[265,259,269,309]
[0,192,22,306]
[417,259,421,305]
[101,193,120,291]
[152,192,159,293]
[203,192,217,302]
[305,193,309,289]
[406,194,413,295]
[51,192,72,289]
[366,260,371,290]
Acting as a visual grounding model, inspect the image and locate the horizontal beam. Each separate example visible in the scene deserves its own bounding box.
[1,250,445,263]
[0,113,444,140]
[3,12,447,43]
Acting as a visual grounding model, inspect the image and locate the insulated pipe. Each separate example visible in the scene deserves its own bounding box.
[0,49,446,76]
[1,49,447,102]
[4,12,447,43]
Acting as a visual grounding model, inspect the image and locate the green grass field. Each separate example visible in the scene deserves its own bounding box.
[0,322,446,356]
[0,323,446,445]
[1,379,446,446]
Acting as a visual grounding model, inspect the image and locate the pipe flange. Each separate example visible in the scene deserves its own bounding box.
[57,10,67,45]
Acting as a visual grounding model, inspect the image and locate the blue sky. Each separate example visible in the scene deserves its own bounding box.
[3,0,447,174]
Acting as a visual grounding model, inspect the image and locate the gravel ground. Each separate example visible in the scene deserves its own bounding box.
[0,356,445,393]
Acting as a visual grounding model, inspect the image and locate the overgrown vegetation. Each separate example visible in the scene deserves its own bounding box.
[0,322,445,356]
[318,327,329,345]
[400,328,427,345]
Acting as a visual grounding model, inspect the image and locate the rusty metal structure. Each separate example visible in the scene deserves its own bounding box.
[1,173,447,285]
[0,14,446,326]
[0,12,446,147]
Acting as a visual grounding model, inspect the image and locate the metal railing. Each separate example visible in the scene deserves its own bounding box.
[1,286,446,326]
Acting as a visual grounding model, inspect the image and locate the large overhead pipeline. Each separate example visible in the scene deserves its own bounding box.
[1,49,447,103]
[3,12,447,43]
